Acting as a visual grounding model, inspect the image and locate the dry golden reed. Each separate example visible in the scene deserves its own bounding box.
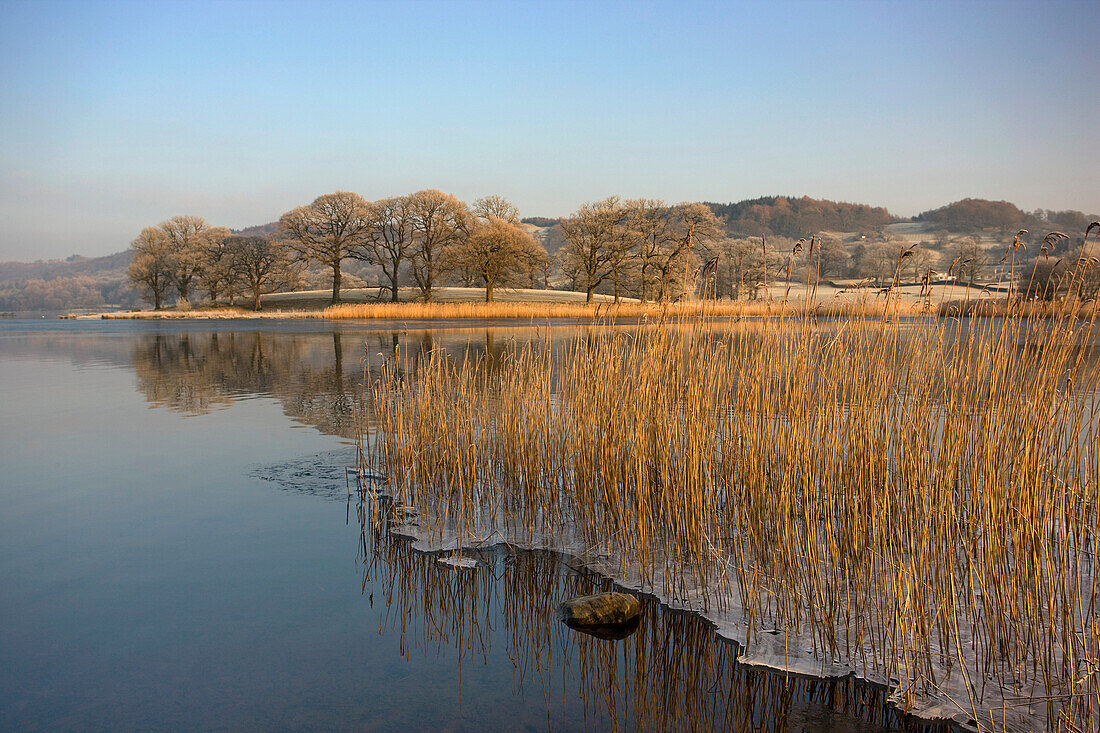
[83,287,1098,323]
[326,299,919,321]
[83,299,918,321]
[360,301,1099,730]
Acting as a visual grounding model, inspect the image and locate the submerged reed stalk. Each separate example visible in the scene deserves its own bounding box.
[360,534,919,731]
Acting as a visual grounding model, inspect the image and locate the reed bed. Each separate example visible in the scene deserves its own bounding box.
[357,298,1100,731]
[82,307,316,319]
[326,298,924,321]
[77,296,1095,322]
[77,299,917,322]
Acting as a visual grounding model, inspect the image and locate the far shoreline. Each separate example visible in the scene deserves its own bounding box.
[59,284,1098,322]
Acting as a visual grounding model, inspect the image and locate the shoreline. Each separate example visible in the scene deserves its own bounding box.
[367,489,985,732]
[63,299,1098,322]
[59,282,1098,321]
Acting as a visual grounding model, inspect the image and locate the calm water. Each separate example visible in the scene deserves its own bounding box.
[0,319,948,731]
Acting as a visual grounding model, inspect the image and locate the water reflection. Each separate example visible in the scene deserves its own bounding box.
[2,319,607,437]
[12,317,1091,443]
[4,319,1019,732]
[357,497,954,732]
[126,326,542,437]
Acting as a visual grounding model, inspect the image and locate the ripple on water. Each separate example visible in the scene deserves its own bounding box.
[250,447,359,500]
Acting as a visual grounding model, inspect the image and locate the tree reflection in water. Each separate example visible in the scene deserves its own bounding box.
[128,327,529,438]
[356,498,955,733]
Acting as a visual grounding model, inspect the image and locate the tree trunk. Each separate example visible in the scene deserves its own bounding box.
[253,284,262,311]
[658,269,671,301]
[389,271,400,303]
[331,263,342,305]
[485,279,494,302]
[586,285,594,303]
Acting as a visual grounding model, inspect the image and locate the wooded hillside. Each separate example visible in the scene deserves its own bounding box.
[705,196,896,238]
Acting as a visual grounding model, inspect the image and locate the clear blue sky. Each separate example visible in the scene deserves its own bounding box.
[1,0,1097,260]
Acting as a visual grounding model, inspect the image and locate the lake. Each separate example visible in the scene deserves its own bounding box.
[0,319,951,731]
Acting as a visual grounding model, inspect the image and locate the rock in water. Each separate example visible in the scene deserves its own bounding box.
[558,592,641,627]
[564,614,641,641]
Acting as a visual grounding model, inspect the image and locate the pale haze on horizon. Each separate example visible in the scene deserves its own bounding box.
[0,0,1097,262]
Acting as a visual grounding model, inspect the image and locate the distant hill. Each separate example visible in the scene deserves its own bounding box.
[0,222,279,311]
[233,222,280,237]
[520,217,560,228]
[521,221,567,255]
[524,197,898,240]
[916,198,1099,236]
[0,250,131,284]
[705,196,897,238]
[915,199,1032,233]
[0,250,137,311]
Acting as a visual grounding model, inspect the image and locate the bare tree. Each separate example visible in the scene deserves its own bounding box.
[158,215,229,304]
[802,235,846,284]
[868,241,903,285]
[279,191,373,304]
[473,194,520,223]
[700,237,766,300]
[533,252,552,290]
[907,246,935,284]
[626,199,674,302]
[606,213,639,303]
[1018,258,1066,301]
[127,226,173,309]
[225,235,300,310]
[555,249,584,292]
[663,203,721,300]
[949,237,988,285]
[407,189,469,301]
[364,195,415,303]
[559,197,630,303]
[449,215,548,302]
[197,235,239,305]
